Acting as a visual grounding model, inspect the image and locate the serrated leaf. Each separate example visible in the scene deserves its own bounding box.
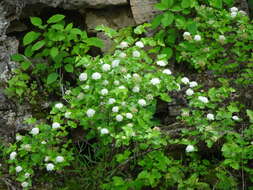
[21,61,32,70]
[64,64,74,73]
[247,109,253,123]
[47,72,58,84]
[161,47,173,59]
[151,15,163,29]
[30,17,42,27]
[187,21,197,34]
[23,31,41,46]
[181,0,192,8]
[11,54,24,62]
[50,47,59,58]
[85,37,104,48]
[160,93,172,102]
[47,14,65,24]
[161,11,174,27]
[209,0,222,8]
[31,40,45,51]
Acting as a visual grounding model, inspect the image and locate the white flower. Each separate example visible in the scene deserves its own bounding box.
[101,128,109,134]
[55,156,64,163]
[44,156,50,162]
[112,59,120,68]
[108,98,116,104]
[135,41,144,48]
[133,50,141,57]
[194,35,201,41]
[232,115,240,121]
[198,96,209,103]
[119,41,128,48]
[207,113,215,120]
[163,69,172,75]
[133,73,140,78]
[146,94,154,100]
[102,80,109,85]
[231,11,237,18]
[219,35,226,42]
[101,88,108,96]
[186,145,195,153]
[181,77,190,84]
[186,89,194,96]
[16,166,22,173]
[92,72,101,80]
[102,64,111,72]
[118,85,126,89]
[189,81,198,88]
[150,78,160,85]
[157,60,167,67]
[65,90,71,95]
[55,103,63,109]
[16,135,22,141]
[86,109,95,118]
[52,122,61,129]
[112,106,119,113]
[121,101,126,106]
[230,7,238,12]
[132,86,140,93]
[125,74,131,79]
[116,114,123,122]
[125,113,133,119]
[119,52,126,58]
[79,73,88,81]
[64,112,71,118]
[114,80,120,85]
[23,144,31,151]
[10,152,17,160]
[183,32,191,39]
[24,173,30,178]
[138,99,147,106]
[30,127,39,135]
[41,141,47,144]
[21,182,29,188]
[46,163,54,171]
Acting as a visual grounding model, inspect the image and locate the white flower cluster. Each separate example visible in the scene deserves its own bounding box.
[186,145,195,153]
[183,32,201,41]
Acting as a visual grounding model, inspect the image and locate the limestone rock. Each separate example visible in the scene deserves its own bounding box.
[130,0,161,24]
[23,0,127,9]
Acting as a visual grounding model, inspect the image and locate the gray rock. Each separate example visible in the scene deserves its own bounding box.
[23,0,127,9]
[86,6,135,33]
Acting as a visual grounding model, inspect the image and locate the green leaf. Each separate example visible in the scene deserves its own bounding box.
[209,0,222,8]
[151,15,163,29]
[47,14,65,24]
[30,17,42,27]
[155,0,174,10]
[64,64,74,73]
[50,47,59,58]
[85,37,104,48]
[21,61,32,70]
[187,21,197,34]
[181,0,192,8]
[161,11,174,27]
[47,72,58,84]
[246,109,253,123]
[31,40,46,51]
[23,31,41,46]
[11,54,24,62]
[161,47,173,59]
[160,93,172,102]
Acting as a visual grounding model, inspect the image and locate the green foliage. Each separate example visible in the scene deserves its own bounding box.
[2,2,253,189]
[7,14,104,102]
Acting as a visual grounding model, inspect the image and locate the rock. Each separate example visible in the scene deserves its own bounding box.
[86,6,135,33]
[23,0,128,9]
[130,0,161,24]
[97,32,114,53]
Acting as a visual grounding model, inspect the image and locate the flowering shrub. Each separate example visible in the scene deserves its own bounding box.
[1,1,253,189]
